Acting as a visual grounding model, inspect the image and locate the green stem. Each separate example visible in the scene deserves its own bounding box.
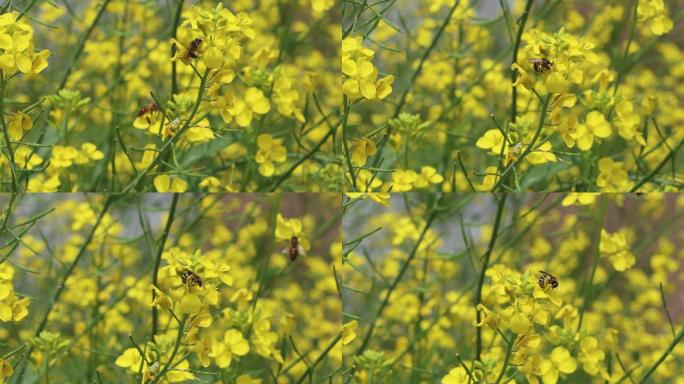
[12,196,115,383]
[342,97,357,190]
[494,331,514,384]
[638,325,684,383]
[269,123,338,191]
[0,73,19,192]
[577,197,608,332]
[355,199,441,356]
[151,193,180,338]
[171,0,185,95]
[612,0,639,96]
[492,94,551,192]
[372,0,462,168]
[58,0,113,90]
[121,70,208,193]
[510,0,535,124]
[294,333,342,384]
[475,193,507,361]
[630,140,683,192]
[150,316,187,384]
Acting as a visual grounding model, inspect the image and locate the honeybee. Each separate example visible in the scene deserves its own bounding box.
[179,269,203,287]
[538,270,559,289]
[186,38,203,60]
[283,236,306,261]
[530,58,553,73]
[137,102,159,117]
[137,102,160,125]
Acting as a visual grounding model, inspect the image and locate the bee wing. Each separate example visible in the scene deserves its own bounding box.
[298,244,307,257]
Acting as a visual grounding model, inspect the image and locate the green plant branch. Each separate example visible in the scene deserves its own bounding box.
[294,332,342,384]
[475,192,507,361]
[638,324,684,383]
[510,0,535,124]
[0,73,19,192]
[58,0,113,90]
[151,193,180,338]
[354,197,441,357]
[371,0,462,168]
[576,196,608,332]
[12,196,115,383]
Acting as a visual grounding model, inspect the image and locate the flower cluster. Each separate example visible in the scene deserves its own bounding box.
[0,12,50,76]
[0,194,340,382]
[2,0,338,192]
[343,193,684,383]
[341,1,682,193]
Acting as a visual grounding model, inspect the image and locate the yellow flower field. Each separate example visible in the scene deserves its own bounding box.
[0,193,341,382]
[342,193,684,383]
[3,0,684,383]
[342,0,684,193]
[1,1,339,192]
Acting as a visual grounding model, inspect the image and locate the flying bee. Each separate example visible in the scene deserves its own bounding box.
[179,269,203,287]
[185,38,203,60]
[538,270,559,290]
[137,102,160,125]
[530,58,553,73]
[283,236,306,261]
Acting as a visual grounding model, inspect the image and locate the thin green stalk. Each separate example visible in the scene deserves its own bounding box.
[638,325,684,384]
[150,316,187,384]
[475,193,507,361]
[171,0,185,95]
[120,70,208,193]
[268,124,338,191]
[15,0,39,20]
[492,94,551,192]
[658,283,676,338]
[576,197,608,332]
[494,330,514,384]
[355,199,441,356]
[294,333,342,384]
[12,196,115,383]
[372,0,461,167]
[342,97,357,190]
[612,0,639,96]
[58,0,113,90]
[151,193,180,338]
[630,140,684,192]
[455,152,476,192]
[0,73,19,192]
[510,0,535,123]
